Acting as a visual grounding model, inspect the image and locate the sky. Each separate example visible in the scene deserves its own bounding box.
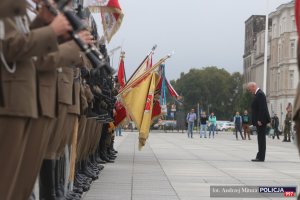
[94,0,292,81]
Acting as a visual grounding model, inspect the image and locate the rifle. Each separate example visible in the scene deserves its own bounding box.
[43,0,105,69]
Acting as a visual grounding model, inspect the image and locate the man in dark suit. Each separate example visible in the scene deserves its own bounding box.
[247,82,271,162]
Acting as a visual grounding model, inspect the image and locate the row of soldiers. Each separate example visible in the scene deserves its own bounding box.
[0,0,119,200]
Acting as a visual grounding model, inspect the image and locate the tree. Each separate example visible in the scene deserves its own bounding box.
[171,67,249,120]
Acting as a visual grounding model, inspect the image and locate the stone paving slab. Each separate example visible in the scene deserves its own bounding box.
[83,131,300,200]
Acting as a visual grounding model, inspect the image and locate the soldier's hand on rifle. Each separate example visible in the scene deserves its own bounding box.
[78,30,95,45]
[36,1,55,23]
[50,13,72,36]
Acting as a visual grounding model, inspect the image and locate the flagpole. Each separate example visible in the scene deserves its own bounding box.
[126,44,157,84]
[263,0,269,93]
[117,54,172,96]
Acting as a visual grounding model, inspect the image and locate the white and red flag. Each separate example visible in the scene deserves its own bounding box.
[84,0,124,43]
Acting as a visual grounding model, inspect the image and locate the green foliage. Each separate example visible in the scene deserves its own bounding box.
[171,67,252,120]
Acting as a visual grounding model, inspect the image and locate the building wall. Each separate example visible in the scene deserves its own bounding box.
[268,1,298,127]
[243,15,266,87]
[243,0,298,127]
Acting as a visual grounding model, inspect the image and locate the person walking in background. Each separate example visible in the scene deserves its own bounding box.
[247,82,271,162]
[186,109,197,138]
[234,112,244,140]
[115,125,122,136]
[242,110,251,140]
[283,103,292,142]
[208,112,217,138]
[200,112,208,138]
[271,114,280,140]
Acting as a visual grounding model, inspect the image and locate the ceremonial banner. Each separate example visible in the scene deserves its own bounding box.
[151,76,162,120]
[121,72,160,149]
[152,100,161,119]
[84,0,124,43]
[117,53,126,89]
[114,101,127,127]
[166,79,180,99]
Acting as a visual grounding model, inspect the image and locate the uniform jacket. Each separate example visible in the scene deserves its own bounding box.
[251,89,271,126]
[0,0,27,18]
[35,42,81,118]
[0,18,58,118]
[68,68,81,115]
[30,16,82,118]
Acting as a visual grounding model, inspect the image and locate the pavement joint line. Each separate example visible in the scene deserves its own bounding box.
[155,134,254,185]
[157,133,299,199]
[82,132,300,200]
[82,133,130,200]
[153,134,276,199]
[131,134,136,200]
[159,133,300,180]
[148,137,181,200]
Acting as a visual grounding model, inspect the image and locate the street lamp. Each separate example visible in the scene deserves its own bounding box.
[208,104,212,114]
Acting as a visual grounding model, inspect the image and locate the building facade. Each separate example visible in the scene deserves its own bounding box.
[243,0,298,127]
[243,15,267,89]
[268,0,298,126]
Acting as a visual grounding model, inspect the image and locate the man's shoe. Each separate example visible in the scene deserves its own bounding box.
[251,159,264,162]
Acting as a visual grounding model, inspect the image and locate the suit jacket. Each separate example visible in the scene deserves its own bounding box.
[251,89,271,126]
[0,0,26,18]
[0,18,58,118]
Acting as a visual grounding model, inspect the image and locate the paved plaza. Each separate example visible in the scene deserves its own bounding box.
[83,131,300,200]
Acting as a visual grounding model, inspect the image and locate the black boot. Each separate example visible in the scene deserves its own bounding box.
[55,158,66,200]
[39,159,57,200]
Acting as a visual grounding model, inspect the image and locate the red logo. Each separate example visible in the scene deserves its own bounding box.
[284,191,295,197]
[144,94,153,112]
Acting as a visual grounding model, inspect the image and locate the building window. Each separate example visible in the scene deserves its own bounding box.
[283,17,286,33]
[290,40,296,58]
[278,44,281,62]
[273,24,276,37]
[279,24,282,34]
[277,70,280,92]
[272,70,275,92]
[289,70,294,89]
[292,17,296,31]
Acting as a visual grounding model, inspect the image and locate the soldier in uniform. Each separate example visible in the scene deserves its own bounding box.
[9,3,94,198]
[0,0,27,18]
[0,4,73,199]
[271,114,280,139]
[283,103,292,142]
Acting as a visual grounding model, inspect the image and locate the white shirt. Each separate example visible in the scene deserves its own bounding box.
[255,88,259,95]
